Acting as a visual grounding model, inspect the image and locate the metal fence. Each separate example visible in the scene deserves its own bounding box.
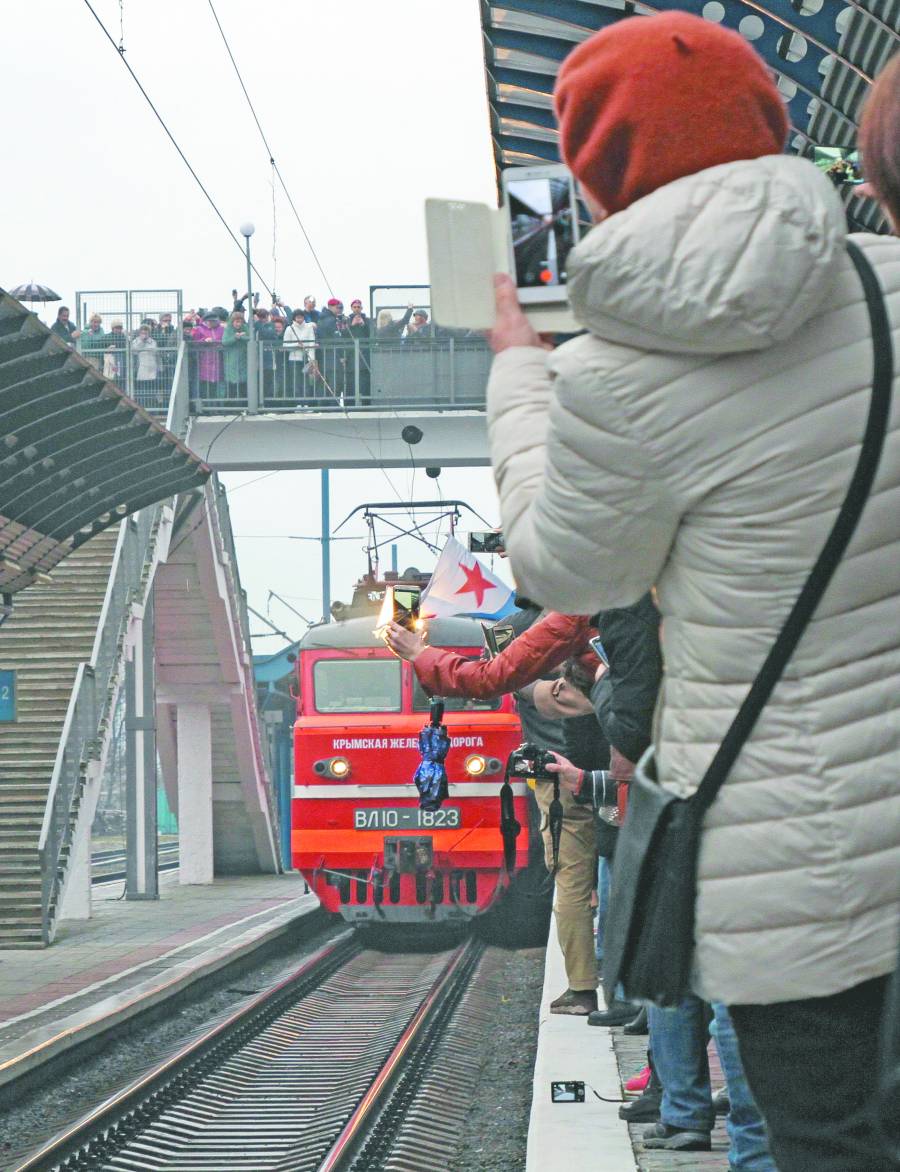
[185,337,491,413]
[80,331,179,409]
[75,288,182,402]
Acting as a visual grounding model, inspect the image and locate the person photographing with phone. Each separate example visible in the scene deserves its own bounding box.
[486,13,900,1169]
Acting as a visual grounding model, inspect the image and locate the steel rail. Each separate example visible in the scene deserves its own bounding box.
[90,844,179,864]
[12,930,359,1172]
[90,844,179,885]
[90,859,179,886]
[13,932,484,1172]
[316,935,483,1172]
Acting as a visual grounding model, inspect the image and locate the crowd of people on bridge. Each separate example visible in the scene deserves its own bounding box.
[381,16,899,1172]
[54,291,467,409]
[176,293,445,406]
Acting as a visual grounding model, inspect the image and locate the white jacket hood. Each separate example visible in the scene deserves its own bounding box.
[567,155,848,355]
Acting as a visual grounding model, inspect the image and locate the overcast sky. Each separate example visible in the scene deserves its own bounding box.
[3,0,513,641]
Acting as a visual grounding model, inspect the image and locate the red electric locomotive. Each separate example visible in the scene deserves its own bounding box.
[291,578,535,926]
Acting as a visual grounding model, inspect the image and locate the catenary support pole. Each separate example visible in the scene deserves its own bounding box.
[125,590,159,900]
[321,467,331,621]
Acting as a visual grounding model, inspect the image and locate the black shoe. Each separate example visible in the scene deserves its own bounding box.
[586,999,641,1027]
[623,1005,649,1035]
[549,987,598,1016]
[641,1122,711,1151]
[713,1085,731,1116]
[619,1087,661,1123]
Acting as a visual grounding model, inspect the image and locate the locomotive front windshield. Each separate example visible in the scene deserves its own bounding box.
[411,675,501,712]
[314,659,401,713]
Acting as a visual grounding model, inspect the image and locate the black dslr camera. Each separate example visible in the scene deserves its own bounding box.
[507,741,555,783]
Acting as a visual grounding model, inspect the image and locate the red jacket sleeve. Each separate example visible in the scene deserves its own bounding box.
[412,613,592,698]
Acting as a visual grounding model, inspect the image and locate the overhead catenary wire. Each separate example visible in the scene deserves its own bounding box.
[80,0,274,297]
[300,365,443,552]
[203,0,435,547]
[205,0,335,297]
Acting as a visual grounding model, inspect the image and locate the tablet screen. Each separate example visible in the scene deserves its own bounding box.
[507,176,576,289]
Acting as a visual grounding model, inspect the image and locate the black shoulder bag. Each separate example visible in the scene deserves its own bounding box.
[603,240,895,1007]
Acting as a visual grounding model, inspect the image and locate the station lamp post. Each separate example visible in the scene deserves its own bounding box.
[240,221,258,411]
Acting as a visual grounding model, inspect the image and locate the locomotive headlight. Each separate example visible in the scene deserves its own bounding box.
[465,754,487,776]
[313,756,352,779]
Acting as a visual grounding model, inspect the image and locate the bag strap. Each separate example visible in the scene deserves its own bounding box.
[694,239,894,813]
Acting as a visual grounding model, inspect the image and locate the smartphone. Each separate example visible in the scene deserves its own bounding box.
[469,530,504,554]
[481,622,514,659]
[589,635,610,669]
[813,146,864,185]
[500,164,579,304]
[393,586,421,631]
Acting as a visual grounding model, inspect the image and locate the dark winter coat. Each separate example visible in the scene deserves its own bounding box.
[589,593,661,765]
[316,308,347,341]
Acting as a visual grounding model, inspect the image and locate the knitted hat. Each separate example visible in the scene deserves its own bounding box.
[554,12,788,215]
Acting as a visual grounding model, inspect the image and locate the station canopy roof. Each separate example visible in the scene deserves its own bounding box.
[0,289,210,596]
[480,0,898,234]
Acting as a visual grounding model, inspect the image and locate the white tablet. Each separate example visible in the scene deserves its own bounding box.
[426,163,583,332]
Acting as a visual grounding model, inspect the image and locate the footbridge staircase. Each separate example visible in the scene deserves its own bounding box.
[0,479,280,947]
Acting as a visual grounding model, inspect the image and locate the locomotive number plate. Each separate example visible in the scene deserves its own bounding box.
[353,806,461,830]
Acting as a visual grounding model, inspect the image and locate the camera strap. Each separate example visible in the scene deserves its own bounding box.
[499,759,521,874]
[548,778,563,874]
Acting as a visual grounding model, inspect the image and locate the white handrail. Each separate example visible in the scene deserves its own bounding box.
[88,517,129,667]
[38,506,162,941]
[38,662,91,857]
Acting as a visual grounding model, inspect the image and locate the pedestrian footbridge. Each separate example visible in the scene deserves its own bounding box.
[0,295,502,947]
[0,476,281,947]
[0,304,282,948]
[175,336,495,471]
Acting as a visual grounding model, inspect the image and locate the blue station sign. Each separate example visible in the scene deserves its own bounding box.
[0,670,16,722]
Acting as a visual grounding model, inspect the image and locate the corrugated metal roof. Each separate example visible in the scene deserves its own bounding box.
[480,0,899,233]
[0,290,210,596]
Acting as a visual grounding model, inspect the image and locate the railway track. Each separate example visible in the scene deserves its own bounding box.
[90,842,180,886]
[15,929,488,1172]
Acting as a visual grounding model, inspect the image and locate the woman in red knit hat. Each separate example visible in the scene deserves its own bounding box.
[487,14,900,1172]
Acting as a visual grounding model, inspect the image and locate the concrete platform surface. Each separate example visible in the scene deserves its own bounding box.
[0,874,317,1092]
[527,923,636,1172]
[526,925,732,1171]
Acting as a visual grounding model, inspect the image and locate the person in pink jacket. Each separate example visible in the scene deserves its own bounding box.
[190,312,224,399]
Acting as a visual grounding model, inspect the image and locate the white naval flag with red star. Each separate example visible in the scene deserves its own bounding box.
[419,536,516,621]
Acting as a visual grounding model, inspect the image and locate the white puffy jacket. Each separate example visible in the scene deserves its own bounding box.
[488,155,900,1004]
